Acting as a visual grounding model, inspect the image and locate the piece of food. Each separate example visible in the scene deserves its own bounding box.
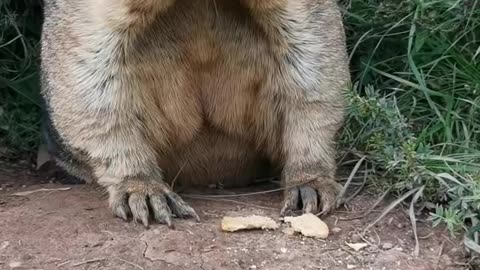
[284,213,329,239]
[221,215,279,232]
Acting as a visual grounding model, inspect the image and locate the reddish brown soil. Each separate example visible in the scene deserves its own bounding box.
[0,163,474,270]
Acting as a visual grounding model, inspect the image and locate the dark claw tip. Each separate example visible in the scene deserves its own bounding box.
[193,214,201,222]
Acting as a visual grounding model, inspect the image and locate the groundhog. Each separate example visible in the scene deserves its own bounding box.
[40,0,350,227]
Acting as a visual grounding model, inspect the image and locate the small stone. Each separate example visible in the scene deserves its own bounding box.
[280,248,287,253]
[394,247,403,252]
[350,234,362,242]
[250,265,257,269]
[332,227,342,234]
[282,228,295,236]
[0,241,9,250]
[9,261,22,268]
[346,242,368,252]
[347,264,356,269]
[382,242,394,250]
[440,254,452,264]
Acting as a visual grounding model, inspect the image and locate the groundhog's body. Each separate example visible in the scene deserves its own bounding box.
[41,0,350,226]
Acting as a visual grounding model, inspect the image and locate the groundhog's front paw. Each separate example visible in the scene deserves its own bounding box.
[280,179,342,216]
[108,179,199,227]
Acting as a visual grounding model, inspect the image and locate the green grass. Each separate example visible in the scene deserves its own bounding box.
[0,0,42,158]
[0,0,479,251]
[339,0,480,246]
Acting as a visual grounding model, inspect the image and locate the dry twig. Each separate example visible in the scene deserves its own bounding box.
[337,156,366,206]
[72,258,105,267]
[115,258,144,270]
[409,185,425,257]
[363,187,421,234]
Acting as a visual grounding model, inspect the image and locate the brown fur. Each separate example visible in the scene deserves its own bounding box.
[41,0,351,226]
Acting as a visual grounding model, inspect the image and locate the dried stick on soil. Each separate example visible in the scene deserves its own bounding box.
[180,179,315,198]
[344,163,369,205]
[56,260,71,267]
[170,162,186,191]
[339,187,392,221]
[336,156,366,207]
[72,258,105,267]
[363,187,421,235]
[184,196,277,211]
[115,258,144,270]
[434,241,445,270]
[409,185,425,257]
[12,187,71,196]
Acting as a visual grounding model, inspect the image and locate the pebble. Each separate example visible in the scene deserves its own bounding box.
[441,254,452,264]
[282,228,295,236]
[21,254,33,261]
[280,248,287,253]
[9,261,22,268]
[346,242,368,252]
[350,234,362,242]
[382,242,394,250]
[347,264,356,269]
[0,241,9,250]
[332,227,342,234]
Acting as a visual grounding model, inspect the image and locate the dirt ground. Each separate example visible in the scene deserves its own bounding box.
[0,161,476,270]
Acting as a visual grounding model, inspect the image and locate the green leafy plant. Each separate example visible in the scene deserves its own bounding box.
[0,0,42,157]
[340,0,480,239]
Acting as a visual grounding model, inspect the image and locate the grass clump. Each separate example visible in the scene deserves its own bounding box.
[0,0,42,158]
[340,0,480,239]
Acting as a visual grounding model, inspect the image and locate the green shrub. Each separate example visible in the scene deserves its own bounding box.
[0,0,42,157]
[340,0,480,236]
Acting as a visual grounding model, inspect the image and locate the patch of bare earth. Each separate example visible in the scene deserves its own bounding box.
[0,164,474,270]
